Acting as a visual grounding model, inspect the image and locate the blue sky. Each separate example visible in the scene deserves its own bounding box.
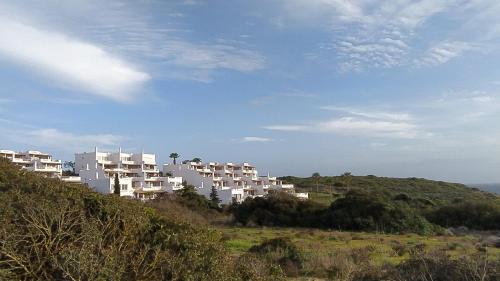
[1,0,500,183]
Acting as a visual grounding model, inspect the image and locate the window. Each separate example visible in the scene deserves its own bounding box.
[121,184,127,190]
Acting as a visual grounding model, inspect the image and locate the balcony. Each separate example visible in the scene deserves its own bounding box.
[144,183,163,188]
[40,159,62,164]
[12,158,30,163]
[35,166,62,172]
[104,167,126,172]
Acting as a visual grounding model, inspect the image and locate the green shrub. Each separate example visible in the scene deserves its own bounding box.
[231,192,324,227]
[393,250,500,281]
[249,237,303,277]
[427,201,500,230]
[0,157,280,280]
[323,189,439,234]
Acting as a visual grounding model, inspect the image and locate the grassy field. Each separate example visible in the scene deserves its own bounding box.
[220,226,500,266]
[307,191,338,206]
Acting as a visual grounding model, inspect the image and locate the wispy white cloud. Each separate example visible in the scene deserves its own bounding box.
[0,0,266,92]
[416,41,475,66]
[429,90,500,123]
[26,129,124,152]
[263,103,439,138]
[240,136,275,142]
[277,0,461,71]
[0,19,150,102]
[250,90,317,105]
[0,116,125,153]
[264,117,422,139]
[335,39,409,72]
[11,128,124,153]
[321,106,413,121]
[153,41,265,82]
[275,0,500,71]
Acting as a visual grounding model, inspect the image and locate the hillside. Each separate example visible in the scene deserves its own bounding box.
[0,157,282,280]
[472,183,500,195]
[280,175,499,206]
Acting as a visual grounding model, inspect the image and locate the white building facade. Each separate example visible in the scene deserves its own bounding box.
[0,149,62,178]
[75,148,183,200]
[163,161,305,204]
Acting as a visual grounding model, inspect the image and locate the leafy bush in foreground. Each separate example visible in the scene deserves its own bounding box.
[0,158,282,280]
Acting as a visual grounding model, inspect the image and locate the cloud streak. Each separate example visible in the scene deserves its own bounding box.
[27,128,125,152]
[0,19,150,102]
[264,117,421,139]
[264,105,427,139]
[240,136,275,142]
[416,41,475,67]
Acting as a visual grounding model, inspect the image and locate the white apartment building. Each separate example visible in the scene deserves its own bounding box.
[0,149,62,178]
[76,148,183,200]
[163,161,304,204]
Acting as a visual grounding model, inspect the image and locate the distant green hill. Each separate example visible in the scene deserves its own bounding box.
[280,175,499,206]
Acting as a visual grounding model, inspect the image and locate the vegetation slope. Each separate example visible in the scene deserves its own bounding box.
[0,158,283,281]
[280,174,499,205]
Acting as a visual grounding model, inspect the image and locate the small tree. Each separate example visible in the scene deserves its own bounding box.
[63,161,76,176]
[192,157,202,163]
[169,153,180,165]
[209,186,221,209]
[312,172,321,192]
[114,174,120,195]
[341,172,352,188]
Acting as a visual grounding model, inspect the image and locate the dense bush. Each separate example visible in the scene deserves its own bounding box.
[0,158,282,280]
[427,201,500,230]
[249,238,303,277]
[231,193,324,227]
[323,189,439,234]
[231,190,439,234]
[393,250,500,281]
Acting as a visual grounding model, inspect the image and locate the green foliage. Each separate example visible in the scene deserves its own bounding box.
[278,174,500,232]
[175,184,213,212]
[249,238,303,277]
[62,161,77,176]
[280,174,499,206]
[323,189,439,235]
[169,152,180,164]
[192,157,202,163]
[427,201,500,230]
[394,250,500,281]
[231,193,324,227]
[231,190,439,234]
[210,186,221,209]
[0,157,283,280]
[113,173,120,195]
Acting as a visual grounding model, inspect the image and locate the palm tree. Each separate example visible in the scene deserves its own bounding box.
[169,153,180,165]
[312,172,321,192]
[341,172,352,188]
